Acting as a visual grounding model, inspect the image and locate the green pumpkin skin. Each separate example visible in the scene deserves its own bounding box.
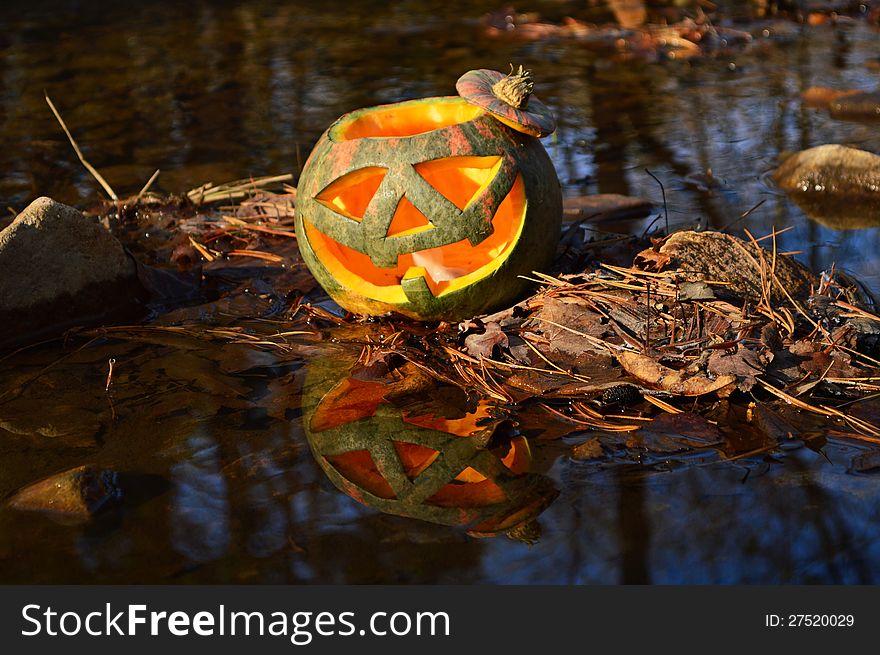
[295,96,562,321]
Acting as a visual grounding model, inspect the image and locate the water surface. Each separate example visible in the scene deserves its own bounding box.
[1,0,880,584]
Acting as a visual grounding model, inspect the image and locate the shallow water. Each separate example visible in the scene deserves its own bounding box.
[2,1,880,583]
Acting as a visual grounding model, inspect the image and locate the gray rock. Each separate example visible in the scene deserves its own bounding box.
[0,197,140,345]
[0,197,134,307]
[655,230,818,304]
[773,144,880,229]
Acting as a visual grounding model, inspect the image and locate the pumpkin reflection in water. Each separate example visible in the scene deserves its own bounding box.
[301,353,558,537]
[295,96,562,321]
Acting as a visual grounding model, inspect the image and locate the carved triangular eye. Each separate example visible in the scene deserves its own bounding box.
[414,156,503,211]
[325,450,397,499]
[425,477,506,507]
[315,166,387,221]
[392,441,439,479]
[386,196,435,237]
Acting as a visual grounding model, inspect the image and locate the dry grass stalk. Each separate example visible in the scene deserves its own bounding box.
[45,92,118,201]
[188,236,217,261]
[137,169,161,199]
[227,249,285,263]
[186,174,293,205]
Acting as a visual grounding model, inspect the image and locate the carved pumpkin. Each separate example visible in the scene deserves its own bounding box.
[301,353,558,536]
[295,93,561,321]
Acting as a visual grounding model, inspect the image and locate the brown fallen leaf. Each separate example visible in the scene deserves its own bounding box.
[464,322,509,358]
[505,368,568,396]
[633,245,671,272]
[525,295,612,360]
[707,346,767,392]
[760,323,784,352]
[748,402,804,442]
[351,348,397,380]
[789,341,861,379]
[403,399,499,439]
[644,230,818,304]
[618,350,736,396]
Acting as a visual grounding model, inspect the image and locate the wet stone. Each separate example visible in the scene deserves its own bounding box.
[8,465,121,524]
[656,230,818,303]
[0,197,141,346]
[829,91,880,120]
[773,144,880,229]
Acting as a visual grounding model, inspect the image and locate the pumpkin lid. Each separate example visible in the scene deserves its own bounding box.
[456,66,556,137]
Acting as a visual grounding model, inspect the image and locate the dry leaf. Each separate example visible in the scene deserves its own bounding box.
[633,246,671,272]
[653,230,818,303]
[707,346,766,391]
[464,322,509,358]
[618,350,735,396]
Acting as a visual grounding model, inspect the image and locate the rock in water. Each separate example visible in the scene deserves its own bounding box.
[773,144,880,229]
[829,91,880,121]
[647,230,818,304]
[8,465,120,524]
[0,197,139,345]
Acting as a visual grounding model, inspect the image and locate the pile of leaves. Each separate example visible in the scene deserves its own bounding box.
[293,227,880,465]
[82,177,880,469]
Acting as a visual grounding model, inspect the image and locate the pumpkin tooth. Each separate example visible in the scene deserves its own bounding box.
[401,267,436,303]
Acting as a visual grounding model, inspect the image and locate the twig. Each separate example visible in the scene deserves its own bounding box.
[44,92,118,201]
[645,169,669,234]
[721,199,766,234]
[105,358,116,392]
[137,169,161,199]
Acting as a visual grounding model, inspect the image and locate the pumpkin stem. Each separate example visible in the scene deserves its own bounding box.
[491,64,534,110]
[506,519,541,545]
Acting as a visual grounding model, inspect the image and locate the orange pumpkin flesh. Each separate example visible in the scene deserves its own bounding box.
[295,96,561,321]
[336,100,484,139]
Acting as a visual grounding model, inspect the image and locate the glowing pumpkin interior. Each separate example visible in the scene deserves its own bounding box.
[304,102,528,302]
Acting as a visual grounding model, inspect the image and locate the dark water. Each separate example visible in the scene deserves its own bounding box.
[2,1,880,583]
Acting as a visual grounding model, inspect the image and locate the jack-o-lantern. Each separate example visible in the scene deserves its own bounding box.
[301,352,558,536]
[295,70,562,321]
